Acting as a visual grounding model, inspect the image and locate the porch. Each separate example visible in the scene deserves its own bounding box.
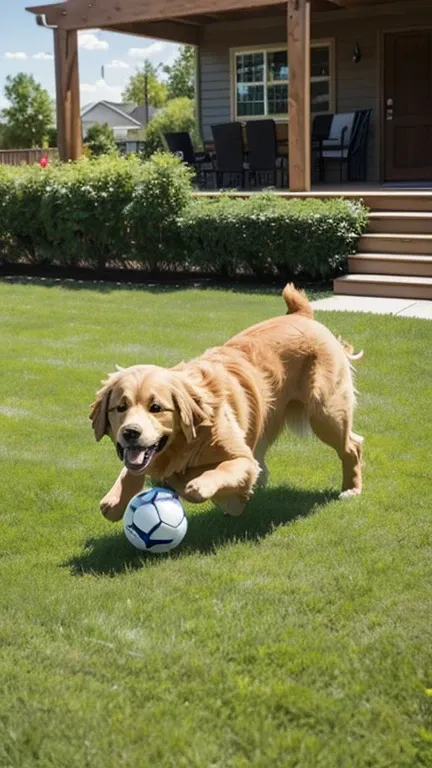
[24,0,432,300]
[26,0,432,190]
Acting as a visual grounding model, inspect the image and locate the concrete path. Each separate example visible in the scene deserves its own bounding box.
[311,295,432,319]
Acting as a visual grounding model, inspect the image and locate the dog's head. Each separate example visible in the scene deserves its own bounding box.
[90,365,212,474]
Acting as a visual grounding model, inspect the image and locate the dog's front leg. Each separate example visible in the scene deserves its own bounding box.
[100,467,146,522]
[184,457,260,507]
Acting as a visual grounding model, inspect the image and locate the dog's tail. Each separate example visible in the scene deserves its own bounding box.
[339,338,364,362]
[282,283,314,319]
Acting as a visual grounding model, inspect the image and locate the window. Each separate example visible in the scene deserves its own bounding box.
[233,43,333,120]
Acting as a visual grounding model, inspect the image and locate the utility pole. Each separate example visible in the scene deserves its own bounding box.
[144,70,149,125]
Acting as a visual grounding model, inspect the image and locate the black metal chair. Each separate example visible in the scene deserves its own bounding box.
[245,119,287,188]
[164,131,214,187]
[346,109,372,182]
[311,114,334,182]
[211,122,247,189]
[318,110,372,183]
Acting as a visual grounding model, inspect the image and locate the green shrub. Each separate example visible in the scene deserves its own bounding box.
[0,155,368,279]
[143,98,198,157]
[85,122,118,157]
[40,155,145,268]
[177,194,368,279]
[125,152,193,270]
[0,164,52,263]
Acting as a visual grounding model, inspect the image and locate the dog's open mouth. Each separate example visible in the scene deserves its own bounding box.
[117,436,168,473]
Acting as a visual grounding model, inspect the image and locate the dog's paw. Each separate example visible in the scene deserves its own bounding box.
[339,488,361,500]
[184,476,217,503]
[217,495,246,517]
[100,492,125,522]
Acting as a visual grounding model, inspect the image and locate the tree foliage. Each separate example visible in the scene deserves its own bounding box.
[2,73,53,149]
[85,123,118,157]
[164,46,196,100]
[122,61,168,108]
[142,97,198,157]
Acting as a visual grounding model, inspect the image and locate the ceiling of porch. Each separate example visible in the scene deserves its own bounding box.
[26,0,412,38]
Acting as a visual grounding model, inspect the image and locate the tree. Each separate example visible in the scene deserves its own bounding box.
[122,61,168,109]
[164,46,196,100]
[2,73,53,149]
[143,97,197,157]
[85,123,118,156]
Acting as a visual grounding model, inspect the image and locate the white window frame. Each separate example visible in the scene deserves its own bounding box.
[230,40,335,122]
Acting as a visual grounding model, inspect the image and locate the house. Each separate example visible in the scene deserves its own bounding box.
[25,0,432,300]
[25,0,432,189]
[80,101,158,140]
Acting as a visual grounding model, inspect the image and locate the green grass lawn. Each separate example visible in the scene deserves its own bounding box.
[0,278,431,768]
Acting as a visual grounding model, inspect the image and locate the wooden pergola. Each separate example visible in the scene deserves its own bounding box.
[26,0,392,191]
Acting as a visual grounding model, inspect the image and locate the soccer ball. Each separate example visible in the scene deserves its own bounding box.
[123,487,188,554]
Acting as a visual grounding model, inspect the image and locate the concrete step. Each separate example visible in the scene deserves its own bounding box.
[368,211,432,234]
[359,233,432,255]
[348,253,432,277]
[334,273,432,300]
[361,193,432,212]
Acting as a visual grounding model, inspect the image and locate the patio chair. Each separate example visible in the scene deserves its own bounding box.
[311,114,334,182]
[164,131,214,188]
[211,122,247,189]
[319,110,372,182]
[346,109,372,182]
[245,119,287,188]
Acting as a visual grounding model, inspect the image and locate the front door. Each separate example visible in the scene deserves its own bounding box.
[384,30,432,182]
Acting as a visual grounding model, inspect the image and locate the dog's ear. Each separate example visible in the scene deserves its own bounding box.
[171,375,213,443]
[89,373,119,442]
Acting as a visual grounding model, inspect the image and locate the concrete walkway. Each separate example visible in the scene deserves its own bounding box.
[311,295,432,319]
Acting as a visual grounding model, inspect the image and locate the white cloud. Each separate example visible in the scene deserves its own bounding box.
[80,79,124,103]
[128,42,166,60]
[78,32,109,51]
[33,52,54,61]
[5,52,28,60]
[107,59,129,69]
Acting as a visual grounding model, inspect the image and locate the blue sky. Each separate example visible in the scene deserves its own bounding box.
[0,1,180,109]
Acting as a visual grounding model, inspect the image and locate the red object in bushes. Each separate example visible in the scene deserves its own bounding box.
[39,156,49,168]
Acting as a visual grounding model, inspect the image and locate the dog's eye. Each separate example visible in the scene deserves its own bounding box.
[149,403,162,414]
[116,403,128,413]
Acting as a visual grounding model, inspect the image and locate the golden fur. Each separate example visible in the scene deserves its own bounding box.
[91,284,364,521]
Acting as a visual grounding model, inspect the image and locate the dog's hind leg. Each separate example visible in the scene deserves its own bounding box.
[308,403,363,499]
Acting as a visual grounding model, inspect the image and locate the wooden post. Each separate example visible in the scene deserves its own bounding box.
[54,28,82,161]
[287,0,311,192]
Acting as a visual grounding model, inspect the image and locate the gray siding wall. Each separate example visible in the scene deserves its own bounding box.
[198,4,432,182]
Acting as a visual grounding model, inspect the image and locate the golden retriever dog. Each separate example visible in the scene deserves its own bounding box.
[91,284,363,522]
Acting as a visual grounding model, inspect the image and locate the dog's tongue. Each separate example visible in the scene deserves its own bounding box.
[126,448,146,467]
[125,445,157,469]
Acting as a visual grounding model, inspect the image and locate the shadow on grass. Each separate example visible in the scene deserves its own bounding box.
[0,274,332,299]
[65,485,338,577]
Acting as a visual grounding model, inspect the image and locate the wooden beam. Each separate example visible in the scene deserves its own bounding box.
[169,16,202,25]
[54,28,82,161]
[103,20,199,46]
[27,0,284,31]
[287,0,311,192]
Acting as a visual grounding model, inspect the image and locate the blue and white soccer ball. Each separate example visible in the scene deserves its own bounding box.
[123,487,188,554]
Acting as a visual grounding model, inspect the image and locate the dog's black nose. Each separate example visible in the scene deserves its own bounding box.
[122,425,142,443]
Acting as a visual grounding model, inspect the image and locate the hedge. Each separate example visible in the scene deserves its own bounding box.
[0,154,368,280]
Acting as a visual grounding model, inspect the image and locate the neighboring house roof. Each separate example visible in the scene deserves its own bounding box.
[80,100,158,128]
[80,100,143,128]
[129,104,159,125]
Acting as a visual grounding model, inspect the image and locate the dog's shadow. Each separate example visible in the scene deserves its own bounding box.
[66,485,338,576]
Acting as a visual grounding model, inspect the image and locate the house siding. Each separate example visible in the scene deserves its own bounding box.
[198,4,432,182]
[81,103,141,139]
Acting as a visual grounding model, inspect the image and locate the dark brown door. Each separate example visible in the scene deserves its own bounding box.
[384,31,432,182]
